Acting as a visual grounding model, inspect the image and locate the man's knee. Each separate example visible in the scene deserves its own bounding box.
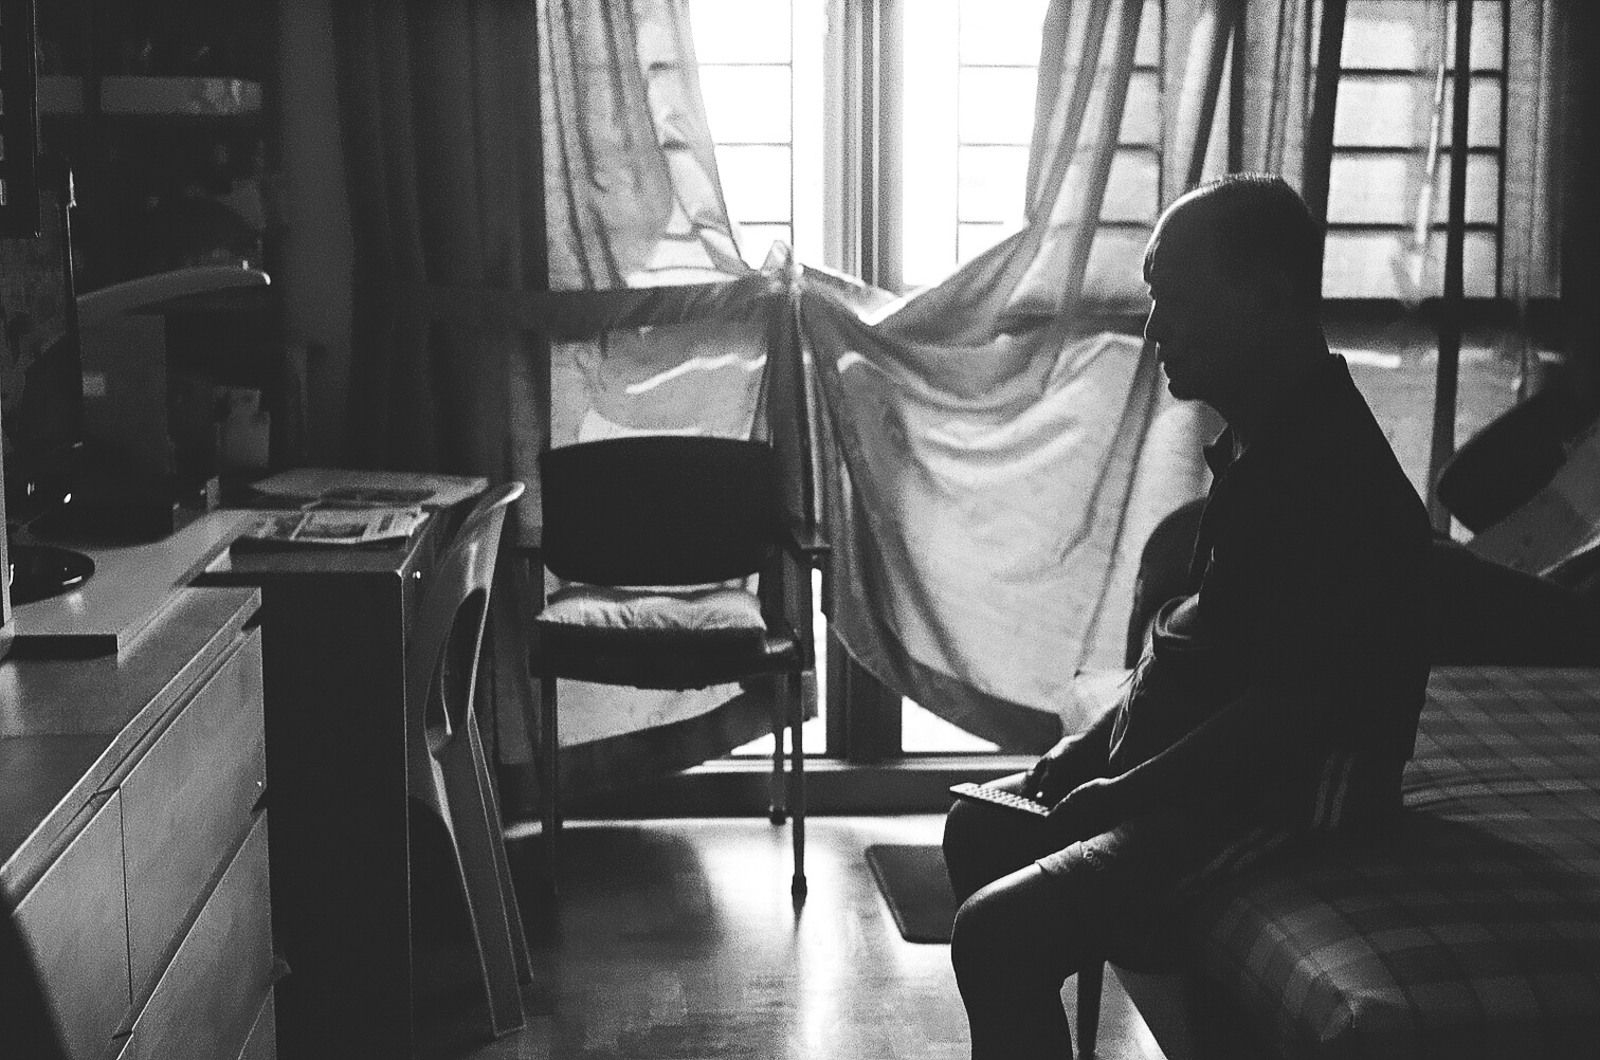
[950,885,1015,985]
[951,868,1055,978]
[951,865,1101,989]
[942,797,983,865]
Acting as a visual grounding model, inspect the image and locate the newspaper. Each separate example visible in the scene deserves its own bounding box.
[237,506,428,548]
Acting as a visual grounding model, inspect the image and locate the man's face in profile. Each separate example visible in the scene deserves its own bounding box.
[1142,217,1263,409]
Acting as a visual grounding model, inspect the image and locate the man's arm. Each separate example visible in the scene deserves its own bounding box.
[1049,677,1334,837]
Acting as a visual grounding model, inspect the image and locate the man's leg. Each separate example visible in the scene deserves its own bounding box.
[943,772,1058,903]
[950,861,1103,1060]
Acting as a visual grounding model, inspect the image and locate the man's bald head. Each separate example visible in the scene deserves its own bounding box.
[1144,174,1324,320]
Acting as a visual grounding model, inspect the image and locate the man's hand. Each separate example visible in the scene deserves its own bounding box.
[1023,734,1103,803]
[1047,777,1122,842]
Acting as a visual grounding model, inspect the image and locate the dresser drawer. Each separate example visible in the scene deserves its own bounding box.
[13,792,130,1060]
[129,810,274,1060]
[120,629,265,996]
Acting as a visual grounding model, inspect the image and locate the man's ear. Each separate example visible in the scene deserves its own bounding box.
[1251,267,1296,326]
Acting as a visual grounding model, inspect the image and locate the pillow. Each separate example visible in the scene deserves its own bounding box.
[538,583,767,638]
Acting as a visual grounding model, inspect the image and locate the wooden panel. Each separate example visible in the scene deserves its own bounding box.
[13,792,130,1060]
[121,630,265,997]
[236,987,277,1060]
[130,811,274,1060]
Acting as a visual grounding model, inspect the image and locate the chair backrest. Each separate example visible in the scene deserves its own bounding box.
[539,436,780,587]
[408,481,526,755]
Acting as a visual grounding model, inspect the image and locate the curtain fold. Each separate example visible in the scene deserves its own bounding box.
[540,0,744,288]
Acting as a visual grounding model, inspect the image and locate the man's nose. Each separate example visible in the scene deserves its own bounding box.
[1143,305,1164,343]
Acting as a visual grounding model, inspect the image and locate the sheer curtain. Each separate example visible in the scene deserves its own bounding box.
[805,0,1237,748]
[327,0,1342,778]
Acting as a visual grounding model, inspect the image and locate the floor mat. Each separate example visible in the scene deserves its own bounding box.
[865,844,957,943]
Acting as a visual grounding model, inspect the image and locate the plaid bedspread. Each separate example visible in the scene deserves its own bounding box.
[1190,667,1600,1060]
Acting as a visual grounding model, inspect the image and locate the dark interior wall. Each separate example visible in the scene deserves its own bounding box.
[1556,0,1600,409]
[272,0,354,465]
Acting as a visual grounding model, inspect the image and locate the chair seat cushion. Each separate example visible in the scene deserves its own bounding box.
[538,583,768,638]
[536,584,797,689]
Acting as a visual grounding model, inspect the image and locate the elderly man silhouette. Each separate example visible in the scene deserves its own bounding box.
[943,173,1431,1060]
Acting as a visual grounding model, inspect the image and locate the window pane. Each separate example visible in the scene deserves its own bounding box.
[1334,74,1501,149]
[700,66,792,143]
[903,0,961,288]
[1328,153,1499,226]
[958,0,1050,66]
[1447,0,1504,71]
[959,67,1038,145]
[1343,0,1432,70]
[1442,78,1503,149]
[958,145,1029,222]
[716,144,792,222]
[1344,0,1502,71]
[1080,226,1152,306]
[902,699,1000,753]
[1119,71,1161,147]
[689,0,792,65]
[733,223,793,268]
[1133,0,1162,68]
[958,221,1022,265]
[1323,229,1499,298]
[1101,149,1159,223]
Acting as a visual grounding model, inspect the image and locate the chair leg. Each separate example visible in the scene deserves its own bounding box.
[789,670,807,898]
[467,713,534,985]
[540,669,561,900]
[1077,961,1104,1058]
[769,676,788,824]
[435,716,527,1036]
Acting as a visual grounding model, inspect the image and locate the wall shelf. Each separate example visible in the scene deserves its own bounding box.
[39,74,262,120]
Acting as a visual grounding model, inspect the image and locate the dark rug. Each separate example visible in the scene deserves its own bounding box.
[865,844,957,943]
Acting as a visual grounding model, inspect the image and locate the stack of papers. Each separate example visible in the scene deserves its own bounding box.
[247,468,487,510]
[236,507,427,548]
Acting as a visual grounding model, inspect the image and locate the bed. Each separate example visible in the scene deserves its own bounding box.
[1118,665,1600,1060]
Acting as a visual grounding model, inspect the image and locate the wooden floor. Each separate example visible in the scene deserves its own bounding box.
[422,815,1167,1060]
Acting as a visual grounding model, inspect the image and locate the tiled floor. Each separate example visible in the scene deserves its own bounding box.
[425,816,1166,1060]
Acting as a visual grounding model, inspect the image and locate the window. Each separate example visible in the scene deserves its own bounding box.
[901,0,1163,302]
[690,0,827,268]
[1324,0,1506,298]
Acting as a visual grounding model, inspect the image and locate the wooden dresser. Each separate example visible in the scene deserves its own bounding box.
[1,587,275,1060]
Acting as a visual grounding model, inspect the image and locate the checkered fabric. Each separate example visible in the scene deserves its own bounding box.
[1189,667,1600,1060]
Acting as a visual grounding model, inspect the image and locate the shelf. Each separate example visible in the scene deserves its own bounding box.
[39,75,263,120]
